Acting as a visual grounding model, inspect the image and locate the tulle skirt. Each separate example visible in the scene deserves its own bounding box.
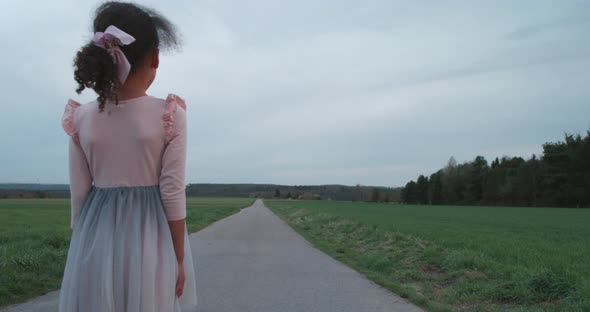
[58,185,197,312]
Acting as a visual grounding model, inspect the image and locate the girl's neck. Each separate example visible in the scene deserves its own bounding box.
[115,72,151,101]
[116,87,147,101]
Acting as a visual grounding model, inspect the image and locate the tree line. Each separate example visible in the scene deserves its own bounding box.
[401,131,590,208]
[185,183,400,201]
[1,183,402,201]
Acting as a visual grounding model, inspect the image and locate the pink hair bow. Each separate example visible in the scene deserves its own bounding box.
[92,25,136,84]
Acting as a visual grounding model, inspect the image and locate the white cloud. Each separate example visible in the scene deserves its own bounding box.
[1,0,589,186]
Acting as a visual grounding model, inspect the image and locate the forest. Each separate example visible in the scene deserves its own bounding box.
[401,131,590,208]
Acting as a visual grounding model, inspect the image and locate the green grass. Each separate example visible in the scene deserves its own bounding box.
[185,197,254,233]
[0,197,254,308]
[265,200,590,312]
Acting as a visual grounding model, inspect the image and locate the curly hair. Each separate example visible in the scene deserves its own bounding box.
[73,1,181,112]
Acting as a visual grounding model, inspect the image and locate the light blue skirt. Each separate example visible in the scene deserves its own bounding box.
[58,185,198,312]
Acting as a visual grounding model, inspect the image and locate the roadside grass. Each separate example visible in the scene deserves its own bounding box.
[265,200,590,312]
[185,197,254,233]
[0,197,254,307]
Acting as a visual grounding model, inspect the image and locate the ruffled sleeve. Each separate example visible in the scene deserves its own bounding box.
[62,99,93,229]
[62,99,81,145]
[162,93,187,141]
[160,94,187,221]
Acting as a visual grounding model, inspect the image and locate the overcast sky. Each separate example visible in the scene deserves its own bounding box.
[1,1,589,187]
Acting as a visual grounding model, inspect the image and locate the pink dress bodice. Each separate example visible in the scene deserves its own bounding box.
[62,94,187,228]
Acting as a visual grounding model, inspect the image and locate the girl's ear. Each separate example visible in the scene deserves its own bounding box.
[151,48,160,69]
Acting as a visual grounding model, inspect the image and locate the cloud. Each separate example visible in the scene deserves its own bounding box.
[506,14,590,40]
[1,1,589,186]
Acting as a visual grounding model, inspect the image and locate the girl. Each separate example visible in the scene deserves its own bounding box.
[58,2,197,311]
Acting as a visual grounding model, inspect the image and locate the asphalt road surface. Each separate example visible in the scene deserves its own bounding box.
[2,199,423,312]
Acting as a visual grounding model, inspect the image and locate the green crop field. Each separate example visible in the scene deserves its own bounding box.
[0,197,254,308]
[265,200,590,312]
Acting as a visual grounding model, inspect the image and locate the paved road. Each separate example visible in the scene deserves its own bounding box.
[2,199,423,312]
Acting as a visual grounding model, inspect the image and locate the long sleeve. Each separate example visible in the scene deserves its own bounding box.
[68,137,93,229]
[62,99,93,229]
[160,96,187,221]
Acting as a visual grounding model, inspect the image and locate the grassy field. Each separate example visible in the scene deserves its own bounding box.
[265,200,590,312]
[0,197,254,308]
